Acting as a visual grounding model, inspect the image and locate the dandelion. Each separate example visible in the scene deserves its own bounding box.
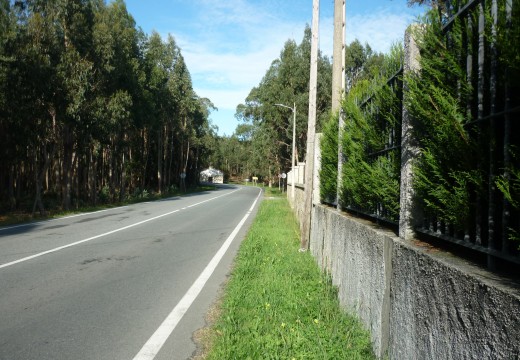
[314,318,319,324]
[265,302,271,309]
[281,322,286,328]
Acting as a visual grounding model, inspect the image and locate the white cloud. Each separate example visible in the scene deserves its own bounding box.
[159,1,421,135]
[194,88,249,111]
[346,10,418,54]
[174,5,306,114]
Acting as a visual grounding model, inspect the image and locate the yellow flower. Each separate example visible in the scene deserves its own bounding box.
[281,322,286,328]
[265,302,271,309]
[314,318,319,324]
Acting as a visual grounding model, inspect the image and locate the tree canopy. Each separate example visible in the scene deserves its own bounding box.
[226,26,333,182]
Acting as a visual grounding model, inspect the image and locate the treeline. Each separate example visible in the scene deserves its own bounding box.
[0,0,217,214]
[219,26,333,183]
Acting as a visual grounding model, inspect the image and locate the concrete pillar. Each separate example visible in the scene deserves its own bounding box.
[399,25,423,240]
[314,133,322,205]
[298,162,305,184]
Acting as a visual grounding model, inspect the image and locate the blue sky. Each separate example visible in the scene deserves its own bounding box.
[124,0,425,136]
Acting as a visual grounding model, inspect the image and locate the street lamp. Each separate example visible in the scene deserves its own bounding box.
[275,102,296,202]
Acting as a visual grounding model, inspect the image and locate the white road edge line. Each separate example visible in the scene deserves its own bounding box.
[132,188,263,360]
[0,190,240,270]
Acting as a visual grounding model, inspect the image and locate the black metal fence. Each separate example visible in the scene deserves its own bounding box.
[330,0,520,270]
[343,68,403,227]
[414,0,520,269]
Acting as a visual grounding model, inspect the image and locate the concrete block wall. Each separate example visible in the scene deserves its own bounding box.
[389,238,520,360]
[310,205,393,357]
[287,184,305,232]
[308,203,520,359]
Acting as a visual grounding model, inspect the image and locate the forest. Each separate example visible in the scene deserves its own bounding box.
[0,0,218,214]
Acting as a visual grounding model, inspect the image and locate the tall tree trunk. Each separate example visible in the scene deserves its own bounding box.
[89,145,96,205]
[33,143,56,216]
[120,135,127,202]
[61,124,73,211]
[162,124,168,189]
[8,165,16,210]
[168,126,174,188]
[141,129,148,193]
[157,128,163,194]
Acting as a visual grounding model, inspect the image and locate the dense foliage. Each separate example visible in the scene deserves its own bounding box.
[321,0,520,255]
[406,12,481,230]
[0,0,217,214]
[407,0,520,241]
[318,113,338,204]
[320,41,402,223]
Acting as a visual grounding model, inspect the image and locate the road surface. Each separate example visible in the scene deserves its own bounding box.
[0,185,262,360]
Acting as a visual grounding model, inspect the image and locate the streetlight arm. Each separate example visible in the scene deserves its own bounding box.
[274,103,294,112]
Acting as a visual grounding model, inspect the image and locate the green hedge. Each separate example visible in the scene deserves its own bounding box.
[321,46,403,222]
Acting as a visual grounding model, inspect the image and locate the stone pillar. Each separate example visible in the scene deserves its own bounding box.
[313,133,322,205]
[298,162,305,184]
[399,25,423,240]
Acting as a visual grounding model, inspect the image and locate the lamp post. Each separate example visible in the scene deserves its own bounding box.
[275,102,296,202]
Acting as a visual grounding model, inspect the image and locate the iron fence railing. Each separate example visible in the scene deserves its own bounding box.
[329,0,519,270]
[343,67,403,226]
[414,0,520,269]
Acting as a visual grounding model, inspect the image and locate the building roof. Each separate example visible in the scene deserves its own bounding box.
[200,167,223,176]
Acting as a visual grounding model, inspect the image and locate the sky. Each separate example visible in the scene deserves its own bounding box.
[123,0,425,136]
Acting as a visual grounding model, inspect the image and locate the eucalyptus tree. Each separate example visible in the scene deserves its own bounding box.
[0,0,218,214]
[142,31,177,193]
[344,40,384,91]
[91,0,141,202]
[235,26,332,180]
[169,52,194,181]
[3,0,97,212]
[0,1,30,211]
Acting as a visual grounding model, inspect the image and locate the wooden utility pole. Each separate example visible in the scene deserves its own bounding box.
[301,0,319,251]
[333,0,346,210]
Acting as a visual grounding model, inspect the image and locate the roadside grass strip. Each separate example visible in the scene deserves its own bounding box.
[204,190,375,359]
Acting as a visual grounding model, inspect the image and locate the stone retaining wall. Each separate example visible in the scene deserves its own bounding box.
[306,201,520,359]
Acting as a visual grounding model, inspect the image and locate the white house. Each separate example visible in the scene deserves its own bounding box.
[199,167,224,184]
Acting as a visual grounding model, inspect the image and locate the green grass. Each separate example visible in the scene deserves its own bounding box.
[203,188,375,359]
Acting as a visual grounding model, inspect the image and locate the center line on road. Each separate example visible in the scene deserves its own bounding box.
[132,188,262,360]
[0,189,240,270]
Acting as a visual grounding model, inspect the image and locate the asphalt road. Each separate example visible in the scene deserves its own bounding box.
[0,185,262,360]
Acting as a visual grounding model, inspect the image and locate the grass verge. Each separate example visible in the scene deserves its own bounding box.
[197,188,375,359]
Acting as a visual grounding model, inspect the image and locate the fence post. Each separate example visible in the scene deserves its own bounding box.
[399,26,422,240]
[314,133,322,205]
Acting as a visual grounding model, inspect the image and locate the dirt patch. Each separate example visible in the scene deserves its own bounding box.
[190,280,228,360]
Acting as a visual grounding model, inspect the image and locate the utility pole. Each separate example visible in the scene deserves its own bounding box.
[333,0,346,210]
[301,0,319,251]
